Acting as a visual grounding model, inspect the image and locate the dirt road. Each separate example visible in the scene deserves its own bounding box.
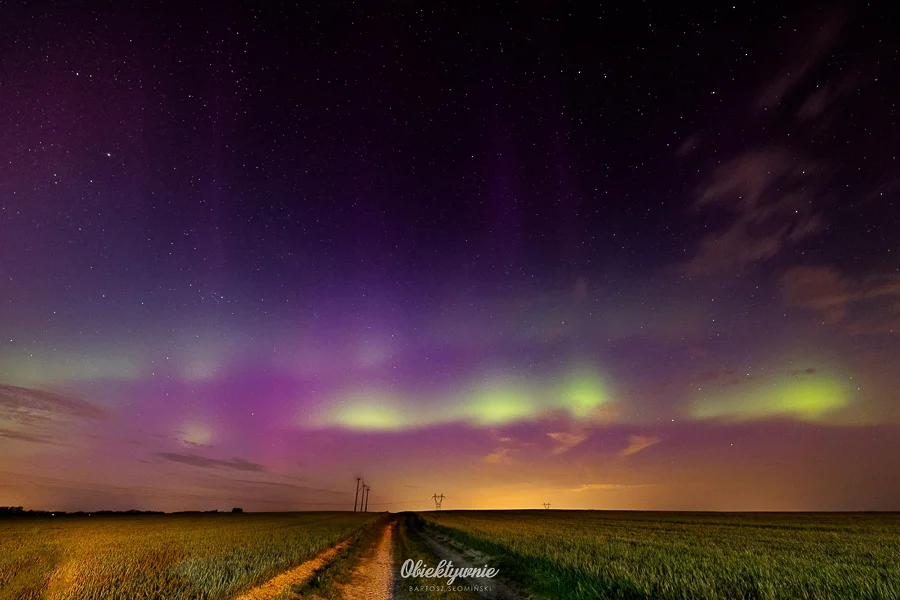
[238,515,520,600]
[337,519,397,599]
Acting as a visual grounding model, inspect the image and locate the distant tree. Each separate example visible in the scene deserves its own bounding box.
[232,507,243,513]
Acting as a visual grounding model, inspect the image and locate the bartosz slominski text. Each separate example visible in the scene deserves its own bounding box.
[400,559,499,585]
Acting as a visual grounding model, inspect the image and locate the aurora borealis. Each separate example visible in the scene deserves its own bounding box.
[2,2,899,512]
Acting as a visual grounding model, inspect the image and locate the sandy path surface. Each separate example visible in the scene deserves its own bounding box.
[234,539,350,600]
[337,520,396,599]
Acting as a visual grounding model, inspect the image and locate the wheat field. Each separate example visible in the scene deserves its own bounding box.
[0,512,377,600]
[418,510,900,600]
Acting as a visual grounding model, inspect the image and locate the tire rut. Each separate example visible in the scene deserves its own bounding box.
[414,525,530,600]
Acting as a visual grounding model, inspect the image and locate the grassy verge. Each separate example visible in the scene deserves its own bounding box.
[394,514,480,600]
[281,514,389,599]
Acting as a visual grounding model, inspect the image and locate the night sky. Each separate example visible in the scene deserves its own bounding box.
[2,2,899,512]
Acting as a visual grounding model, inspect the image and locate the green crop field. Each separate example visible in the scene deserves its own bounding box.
[0,512,377,600]
[5,510,899,600]
[418,510,900,600]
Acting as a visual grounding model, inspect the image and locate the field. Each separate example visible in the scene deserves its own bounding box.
[4,510,899,599]
[417,510,900,600]
[0,512,377,600]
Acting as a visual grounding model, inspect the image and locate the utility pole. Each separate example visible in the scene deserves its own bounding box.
[431,493,444,510]
[364,487,370,512]
[353,477,362,512]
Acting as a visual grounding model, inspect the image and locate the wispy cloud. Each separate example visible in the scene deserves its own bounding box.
[206,476,345,496]
[685,147,825,277]
[619,434,662,457]
[757,9,845,108]
[674,133,701,157]
[0,384,105,449]
[782,265,900,332]
[483,447,515,465]
[156,452,267,472]
[0,428,66,446]
[796,72,861,122]
[0,384,107,422]
[547,431,589,455]
[568,482,656,492]
[682,10,865,280]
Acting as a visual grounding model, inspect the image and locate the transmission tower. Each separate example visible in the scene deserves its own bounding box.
[543,502,551,510]
[431,493,445,510]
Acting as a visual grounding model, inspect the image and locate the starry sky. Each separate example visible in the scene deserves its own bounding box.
[2,2,899,512]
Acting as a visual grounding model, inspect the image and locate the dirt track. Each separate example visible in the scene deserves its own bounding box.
[414,524,528,600]
[238,516,518,600]
[337,520,396,599]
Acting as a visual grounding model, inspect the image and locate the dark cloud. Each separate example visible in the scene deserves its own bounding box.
[782,266,853,323]
[156,452,267,472]
[206,476,345,495]
[181,440,214,448]
[674,133,701,158]
[757,9,845,108]
[693,371,722,384]
[686,147,826,277]
[682,9,873,279]
[224,478,299,489]
[788,368,818,377]
[797,72,861,122]
[782,265,900,332]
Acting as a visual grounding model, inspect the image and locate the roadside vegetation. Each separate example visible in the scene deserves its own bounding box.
[280,514,388,599]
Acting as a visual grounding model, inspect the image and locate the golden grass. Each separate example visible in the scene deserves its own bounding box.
[0,512,377,600]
